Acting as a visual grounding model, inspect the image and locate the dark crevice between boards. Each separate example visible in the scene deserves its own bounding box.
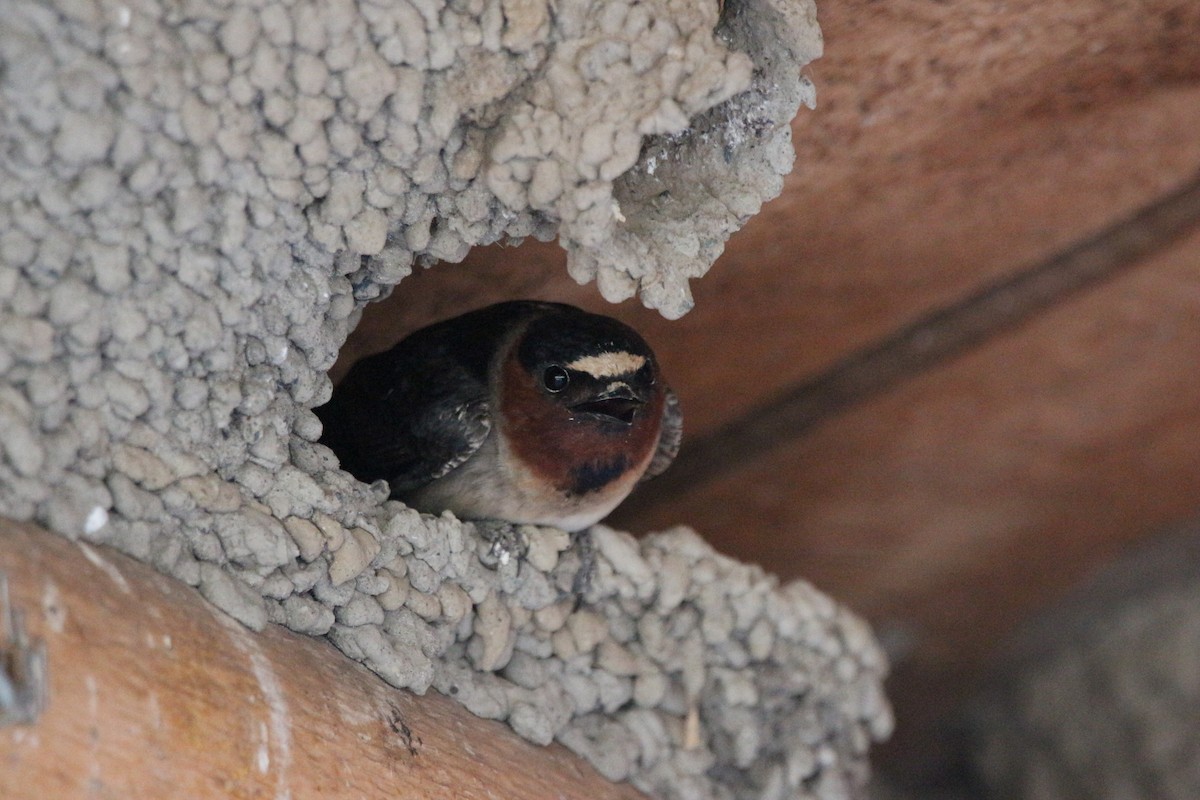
[615,170,1200,523]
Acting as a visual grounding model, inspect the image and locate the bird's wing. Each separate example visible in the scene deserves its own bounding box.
[393,390,491,491]
[641,388,682,481]
[316,337,492,494]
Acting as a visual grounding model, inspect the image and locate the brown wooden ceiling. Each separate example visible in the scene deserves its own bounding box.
[335,0,1200,784]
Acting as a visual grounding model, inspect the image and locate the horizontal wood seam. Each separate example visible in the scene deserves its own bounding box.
[623,171,1200,516]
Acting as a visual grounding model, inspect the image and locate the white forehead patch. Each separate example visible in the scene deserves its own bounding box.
[564,351,646,378]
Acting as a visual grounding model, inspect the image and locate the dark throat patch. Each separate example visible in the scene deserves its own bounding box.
[569,455,631,495]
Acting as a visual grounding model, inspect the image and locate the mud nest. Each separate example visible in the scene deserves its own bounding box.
[0,0,894,797]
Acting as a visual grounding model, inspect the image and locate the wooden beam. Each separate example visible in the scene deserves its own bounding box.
[0,519,647,800]
[618,171,1200,516]
[612,228,1200,776]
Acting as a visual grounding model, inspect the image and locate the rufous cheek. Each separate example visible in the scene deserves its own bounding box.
[498,355,663,496]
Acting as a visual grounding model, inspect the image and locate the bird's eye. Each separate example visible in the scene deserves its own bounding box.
[543,366,570,393]
[638,362,656,386]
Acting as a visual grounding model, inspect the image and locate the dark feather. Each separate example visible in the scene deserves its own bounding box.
[317,303,556,493]
[642,388,682,481]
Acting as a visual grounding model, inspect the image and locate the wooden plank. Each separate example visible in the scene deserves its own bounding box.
[612,229,1200,773]
[0,520,647,800]
[616,173,1200,516]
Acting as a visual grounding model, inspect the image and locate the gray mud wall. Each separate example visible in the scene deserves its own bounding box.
[1,0,893,797]
[972,523,1200,800]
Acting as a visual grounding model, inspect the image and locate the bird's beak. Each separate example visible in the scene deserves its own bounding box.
[570,384,645,424]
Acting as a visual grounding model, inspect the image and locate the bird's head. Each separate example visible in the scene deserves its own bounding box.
[515,308,661,426]
[498,305,667,495]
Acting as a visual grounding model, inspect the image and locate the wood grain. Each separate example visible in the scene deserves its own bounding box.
[616,173,1200,514]
[615,229,1200,775]
[0,520,647,800]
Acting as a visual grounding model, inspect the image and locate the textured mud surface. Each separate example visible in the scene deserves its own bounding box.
[973,524,1200,800]
[0,0,893,796]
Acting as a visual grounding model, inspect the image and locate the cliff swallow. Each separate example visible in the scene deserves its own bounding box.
[317,301,681,531]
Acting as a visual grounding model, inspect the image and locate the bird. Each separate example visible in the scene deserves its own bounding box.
[316,300,682,532]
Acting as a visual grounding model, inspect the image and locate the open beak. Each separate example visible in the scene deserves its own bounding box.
[571,385,645,424]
